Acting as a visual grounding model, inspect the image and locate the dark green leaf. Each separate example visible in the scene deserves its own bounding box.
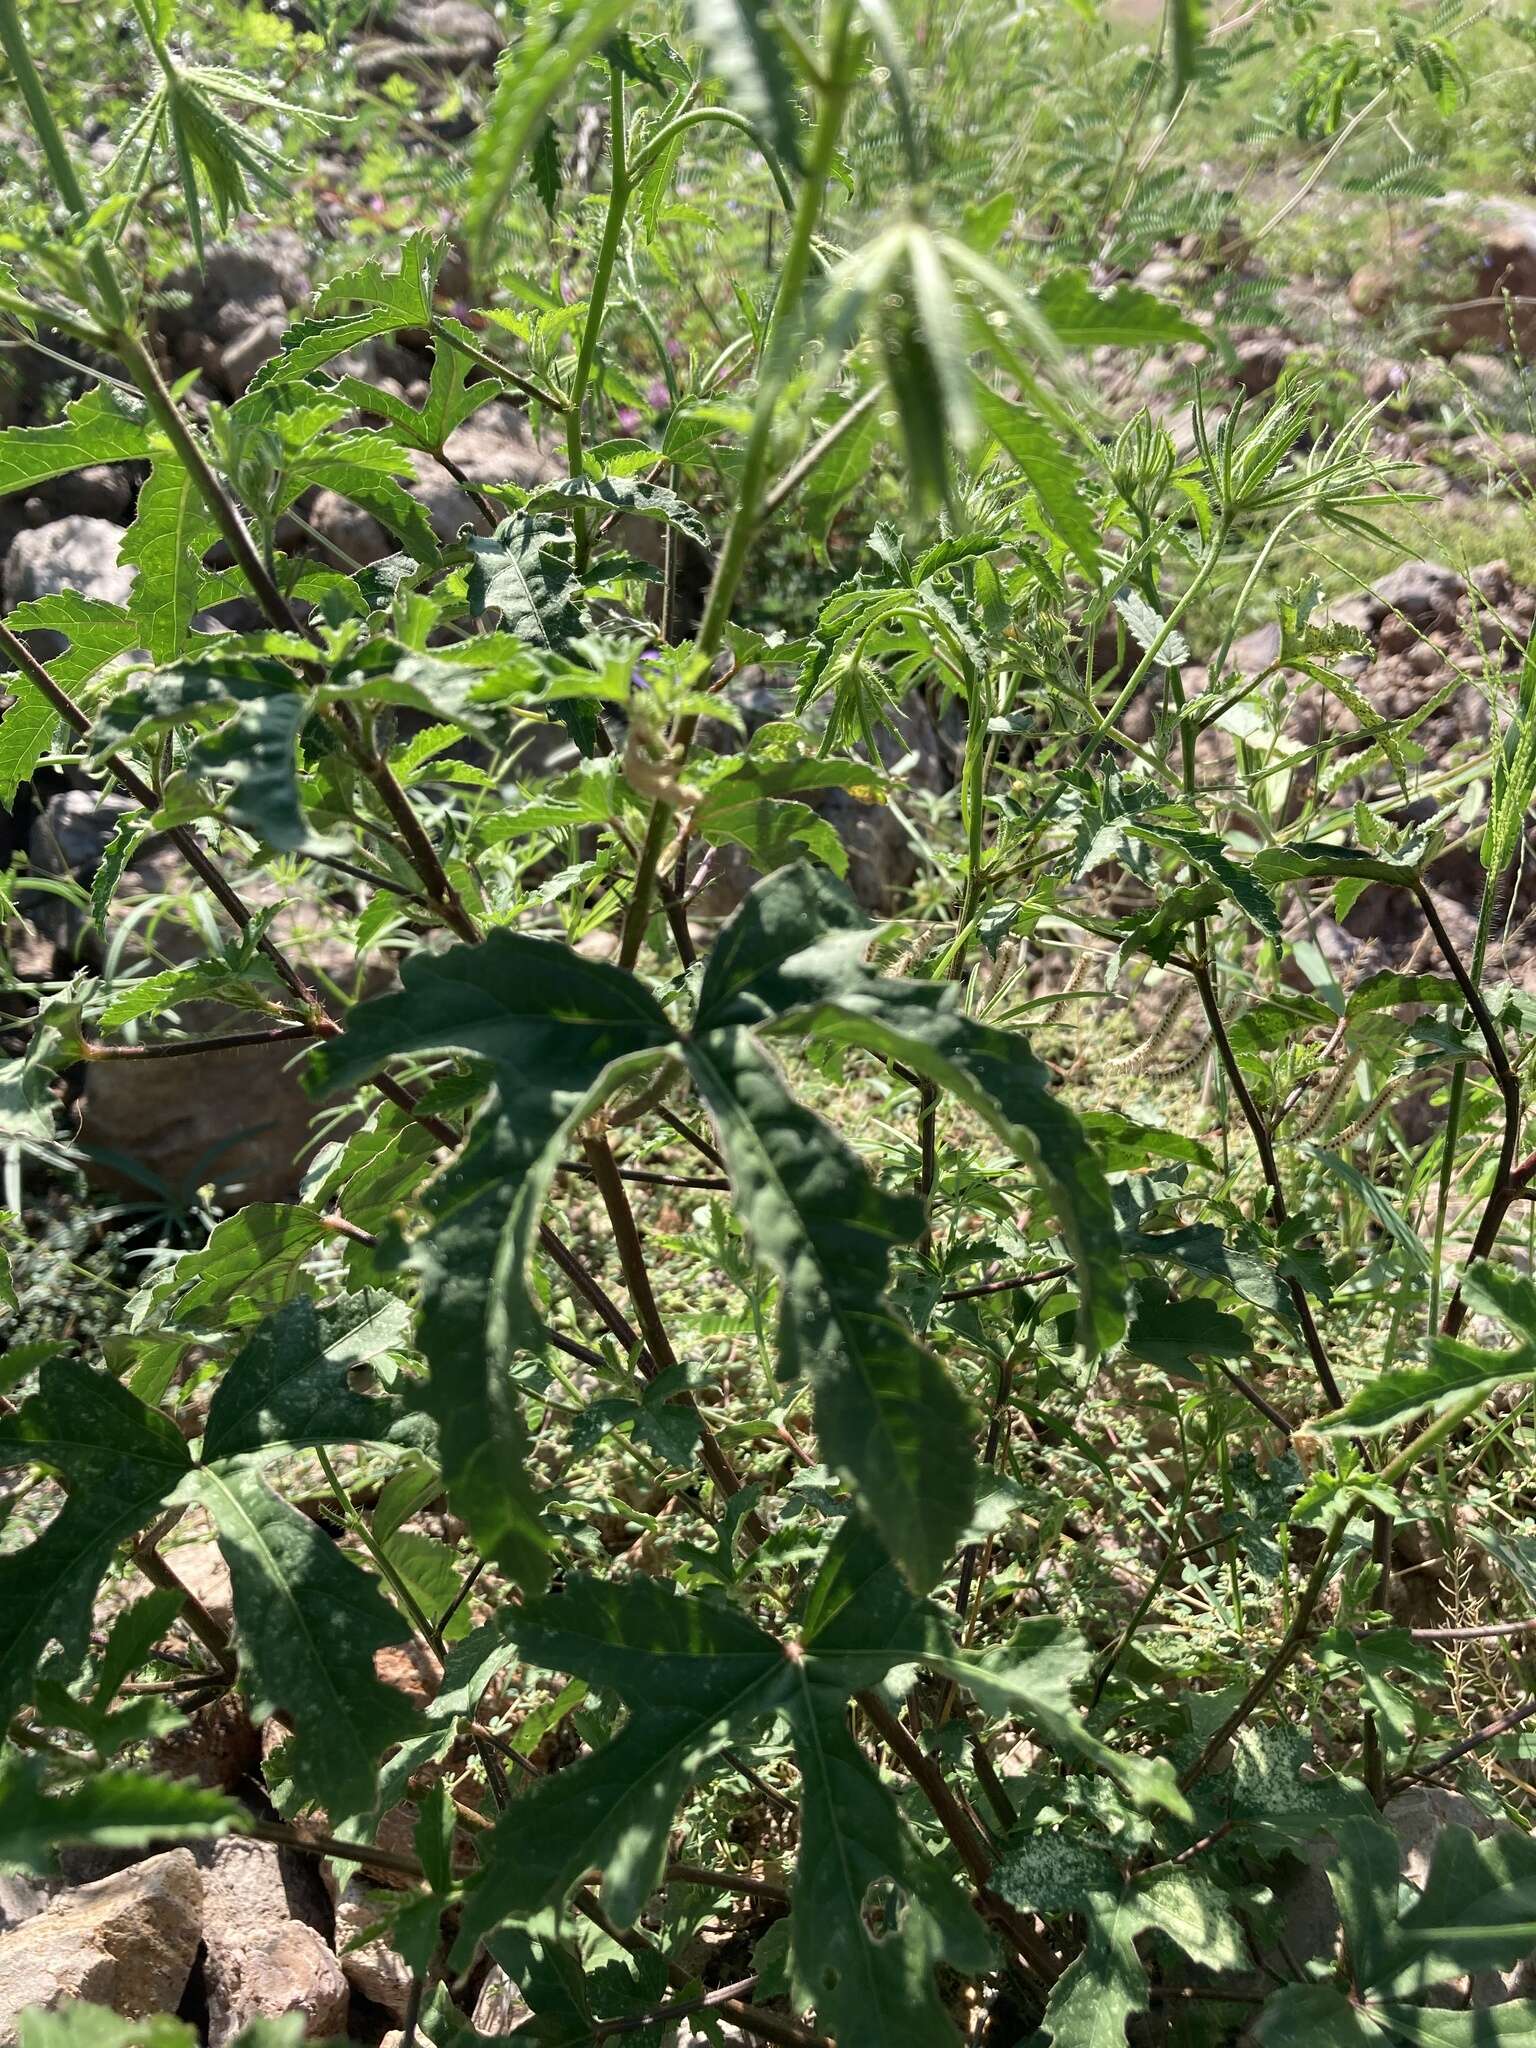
[201,1291,421,1464]
[0,1758,243,1874]
[0,1361,191,1725]
[685,1026,974,1589]
[198,1462,423,1826]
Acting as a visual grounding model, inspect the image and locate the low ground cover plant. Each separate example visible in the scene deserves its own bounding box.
[2,0,1536,2042]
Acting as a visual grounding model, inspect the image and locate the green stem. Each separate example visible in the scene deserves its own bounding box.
[627,105,797,218]
[316,1447,446,1658]
[1428,872,1500,1333]
[618,0,858,970]
[566,61,629,574]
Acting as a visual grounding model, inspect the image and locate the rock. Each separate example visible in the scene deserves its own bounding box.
[334,1880,413,2019]
[218,311,291,398]
[692,671,950,917]
[1366,560,1465,633]
[34,818,388,1206]
[156,234,311,398]
[1362,358,1412,409]
[2,516,135,611]
[1350,200,1536,357]
[1232,334,1290,397]
[0,1850,202,2041]
[162,1532,235,1636]
[195,1836,346,2046]
[0,1878,44,1935]
[24,462,135,525]
[354,0,500,80]
[147,1688,260,1793]
[471,1963,532,2033]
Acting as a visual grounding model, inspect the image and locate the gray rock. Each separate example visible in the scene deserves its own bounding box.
[471,1963,532,2034]
[195,1836,346,2046]
[0,1849,202,2042]
[2,516,135,611]
[157,233,311,395]
[334,1878,413,2019]
[24,462,135,524]
[1367,561,1465,633]
[28,791,135,881]
[1232,334,1290,397]
[219,311,291,398]
[355,0,500,79]
[0,1878,45,1936]
[690,671,949,916]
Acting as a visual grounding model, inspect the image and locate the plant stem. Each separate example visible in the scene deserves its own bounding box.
[566,61,629,574]
[1179,1519,1348,1792]
[618,0,857,969]
[80,1023,320,1061]
[1413,880,1524,1336]
[1190,957,1343,1409]
[580,1131,768,1535]
[316,1446,446,1658]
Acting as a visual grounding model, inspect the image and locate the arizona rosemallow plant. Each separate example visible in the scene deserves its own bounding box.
[3,0,1536,2041]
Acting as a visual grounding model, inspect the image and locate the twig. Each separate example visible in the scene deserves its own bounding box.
[80,1023,319,1061]
[1393,1694,1536,1790]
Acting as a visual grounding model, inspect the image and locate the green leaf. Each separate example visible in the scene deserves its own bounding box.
[1326,1817,1401,1994]
[198,1461,423,1825]
[0,387,149,498]
[0,1360,191,1725]
[690,0,803,170]
[1131,822,1282,942]
[317,230,444,325]
[1486,634,1536,878]
[1312,1149,1429,1275]
[90,815,142,934]
[302,438,443,568]
[1035,270,1206,349]
[1126,1291,1250,1375]
[784,1684,989,2047]
[1040,1867,1244,2046]
[18,2008,200,2048]
[201,1291,420,1464]
[802,396,882,553]
[0,677,60,807]
[311,937,674,1582]
[697,866,1124,1348]
[1167,0,1208,99]
[1310,1261,1536,1436]
[973,378,1100,576]
[466,516,588,652]
[1253,1984,1382,2045]
[455,1576,787,1952]
[684,1025,974,1590]
[0,1758,244,1874]
[1253,841,1423,889]
[466,0,633,275]
[526,473,709,549]
[1368,2005,1536,2045]
[249,311,411,391]
[0,595,142,803]
[308,929,674,1106]
[121,452,219,661]
[694,727,887,880]
[1383,1823,1536,1993]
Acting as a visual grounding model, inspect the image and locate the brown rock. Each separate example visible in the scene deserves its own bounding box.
[334,1879,413,2019]
[0,1850,202,2042]
[147,1689,261,1793]
[195,1837,346,2046]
